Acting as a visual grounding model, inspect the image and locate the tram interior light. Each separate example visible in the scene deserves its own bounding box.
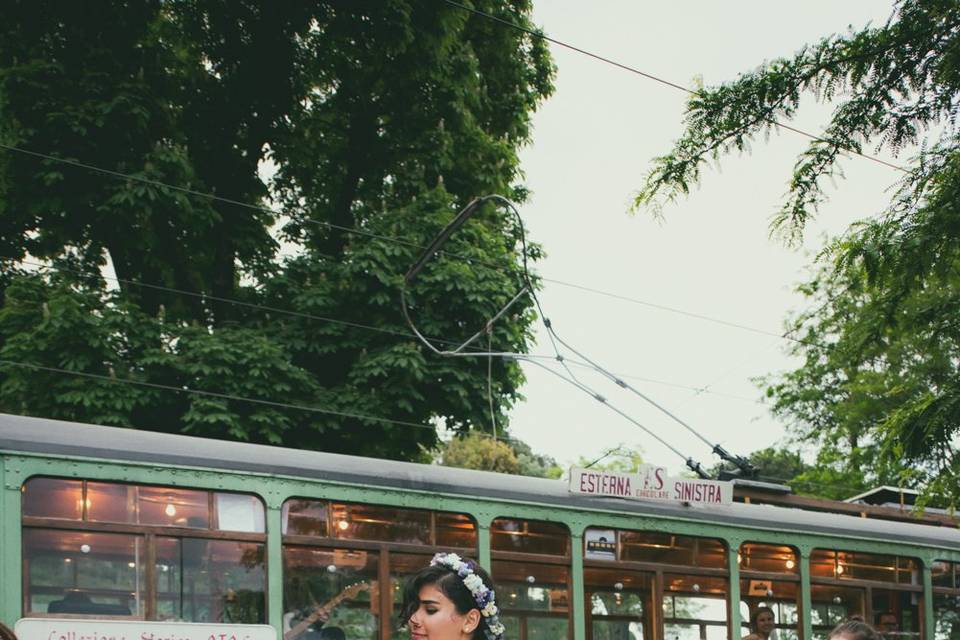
[525,575,536,584]
[127,562,136,568]
[327,564,337,573]
[80,544,91,554]
[613,582,623,592]
[785,559,795,569]
[64,557,72,563]
[836,564,845,575]
[165,503,177,517]
[337,520,350,531]
[692,583,700,593]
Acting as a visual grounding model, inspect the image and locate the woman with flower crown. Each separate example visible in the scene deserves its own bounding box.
[400,553,505,640]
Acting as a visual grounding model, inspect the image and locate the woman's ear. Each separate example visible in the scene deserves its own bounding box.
[462,609,481,635]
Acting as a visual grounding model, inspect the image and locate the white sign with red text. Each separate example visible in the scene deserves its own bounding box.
[15,618,277,640]
[569,466,732,506]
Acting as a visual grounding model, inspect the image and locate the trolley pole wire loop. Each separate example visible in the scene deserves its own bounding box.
[401,194,730,476]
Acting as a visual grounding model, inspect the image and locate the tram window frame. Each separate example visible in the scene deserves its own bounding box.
[280,497,479,640]
[808,548,923,640]
[582,527,730,640]
[20,476,267,622]
[491,517,572,640]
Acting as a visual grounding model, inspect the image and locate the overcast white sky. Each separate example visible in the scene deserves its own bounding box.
[506,2,903,477]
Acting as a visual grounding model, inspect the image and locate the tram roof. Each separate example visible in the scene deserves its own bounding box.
[2,412,958,551]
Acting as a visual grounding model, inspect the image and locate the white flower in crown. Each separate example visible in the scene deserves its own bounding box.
[482,602,498,617]
[463,573,484,592]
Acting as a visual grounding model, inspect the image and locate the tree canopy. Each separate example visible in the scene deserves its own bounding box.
[633,0,960,506]
[0,1,554,460]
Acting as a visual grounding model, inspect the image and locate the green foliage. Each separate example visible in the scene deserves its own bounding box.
[440,431,521,475]
[632,0,960,506]
[572,445,644,473]
[0,2,554,459]
[439,431,563,478]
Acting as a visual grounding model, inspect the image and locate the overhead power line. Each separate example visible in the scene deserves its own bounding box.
[0,358,528,447]
[10,259,762,404]
[0,142,821,350]
[444,0,907,173]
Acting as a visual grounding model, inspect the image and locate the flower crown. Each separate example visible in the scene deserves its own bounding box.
[430,552,505,640]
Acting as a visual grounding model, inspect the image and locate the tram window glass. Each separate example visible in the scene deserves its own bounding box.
[492,518,569,556]
[739,543,798,574]
[739,582,800,640]
[620,531,726,568]
[493,558,570,640]
[156,537,265,623]
[932,560,956,589]
[283,546,379,640]
[810,584,865,639]
[662,574,728,640]
[283,499,329,536]
[331,502,432,544]
[873,589,920,640]
[23,528,144,617]
[22,477,267,621]
[22,477,83,520]
[87,482,136,523]
[934,593,960,640]
[139,486,210,528]
[586,567,654,640]
[437,512,478,548]
[933,560,960,640]
[809,549,919,584]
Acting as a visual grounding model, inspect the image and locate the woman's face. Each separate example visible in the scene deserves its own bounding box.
[408,584,479,640]
[756,611,776,635]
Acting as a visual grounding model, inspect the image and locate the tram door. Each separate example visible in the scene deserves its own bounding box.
[585,568,655,640]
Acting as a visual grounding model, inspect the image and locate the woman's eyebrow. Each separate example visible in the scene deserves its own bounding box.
[420,598,441,605]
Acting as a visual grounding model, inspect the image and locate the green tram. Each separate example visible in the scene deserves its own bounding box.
[2,413,959,640]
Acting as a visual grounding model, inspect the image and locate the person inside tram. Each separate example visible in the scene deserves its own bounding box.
[743,606,776,640]
[401,553,504,640]
[830,619,882,640]
[875,612,899,637]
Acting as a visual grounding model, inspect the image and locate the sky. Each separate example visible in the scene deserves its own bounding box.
[505,1,904,478]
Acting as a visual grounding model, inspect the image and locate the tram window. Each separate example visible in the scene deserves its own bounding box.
[215,493,266,533]
[662,574,728,640]
[932,560,956,589]
[332,502,432,544]
[283,499,329,536]
[493,559,570,639]
[23,528,144,617]
[586,567,654,640]
[934,593,960,640]
[739,581,800,640]
[283,546,379,640]
[156,537,265,623]
[87,482,137,523]
[810,549,919,584]
[810,584,865,638]
[437,512,478,548]
[492,518,569,556]
[739,543,798,574]
[620,531,726,569]
[872,589,921,640]
[139,485,210,528]
[22,477,83,520]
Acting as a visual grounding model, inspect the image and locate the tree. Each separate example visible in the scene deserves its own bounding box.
[440,432,521,475]
[632,0,960,506]
[439,432,563,478]
[0,1,554,459]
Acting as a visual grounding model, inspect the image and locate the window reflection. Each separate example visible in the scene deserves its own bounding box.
[662,574,728,640]
[22,478,83,520]
[619,531,726,569]
[156,537,265,623]
[739,543,798,574]
[24,529,143,617]
[933,560,960,640]
[810,549,918,584]
[492,518,569,556]
[586,568,653,640]
[283,546,379,640]
[139,486,209,528]
[87,482,136,524]
[493,558,570,640]
[810,584,865,636]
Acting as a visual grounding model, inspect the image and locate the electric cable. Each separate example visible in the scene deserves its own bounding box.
[0,142,825,349]
[0,357,529,446]
[7,260,762,404]
[401,195,750,477]
[443,0,906,173]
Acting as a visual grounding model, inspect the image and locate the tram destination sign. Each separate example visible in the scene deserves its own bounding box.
[15,618,277,640]
[569,464,733,506]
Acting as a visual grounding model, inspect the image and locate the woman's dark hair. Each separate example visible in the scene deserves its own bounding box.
[0,622,17,640]
[829,619,882,640]
[751,605,775,633]
[400,559,496,640]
